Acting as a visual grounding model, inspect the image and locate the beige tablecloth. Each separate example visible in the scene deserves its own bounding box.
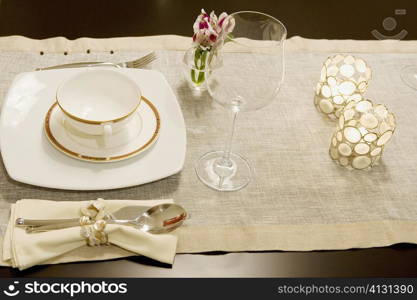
[1,35,417,265]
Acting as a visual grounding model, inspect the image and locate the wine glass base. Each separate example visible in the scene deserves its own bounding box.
[195,151,252,191]
[401,65,417,90]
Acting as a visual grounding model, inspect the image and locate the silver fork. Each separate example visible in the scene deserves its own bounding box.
[35,51,156,71]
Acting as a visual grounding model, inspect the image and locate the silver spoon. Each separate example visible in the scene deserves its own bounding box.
[20,204,187,234]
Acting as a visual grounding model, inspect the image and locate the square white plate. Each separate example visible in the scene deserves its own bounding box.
[0,68,186,190]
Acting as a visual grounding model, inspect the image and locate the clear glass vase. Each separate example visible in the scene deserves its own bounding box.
[183,46,222,92]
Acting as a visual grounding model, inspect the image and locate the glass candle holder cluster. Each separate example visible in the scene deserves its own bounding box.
[314,54,396,170]
[314,54,372,120]
[329,99,396,170]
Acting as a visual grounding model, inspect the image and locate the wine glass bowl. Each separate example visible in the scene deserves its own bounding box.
[195,11,287,191]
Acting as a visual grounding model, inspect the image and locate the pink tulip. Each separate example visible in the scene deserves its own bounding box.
[218,12,227,28]
[192,9,234,50]
[220,15,235,35]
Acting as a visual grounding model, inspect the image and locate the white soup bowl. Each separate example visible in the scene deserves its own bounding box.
[56,69,142,136]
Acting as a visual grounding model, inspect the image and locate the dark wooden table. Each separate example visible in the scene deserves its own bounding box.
[0,0,417,277]
[0,0,416,40]
[1,245,417,277]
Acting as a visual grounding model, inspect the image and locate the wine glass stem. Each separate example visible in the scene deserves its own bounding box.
[221,110,239,166]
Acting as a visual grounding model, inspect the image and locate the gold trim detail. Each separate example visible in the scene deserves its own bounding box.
[56,96,142,125]
[44,97,160,162]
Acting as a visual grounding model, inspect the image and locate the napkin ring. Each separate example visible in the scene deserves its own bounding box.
[80,199,109,246]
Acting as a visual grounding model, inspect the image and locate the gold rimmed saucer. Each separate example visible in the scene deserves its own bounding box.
[44,97,160,163]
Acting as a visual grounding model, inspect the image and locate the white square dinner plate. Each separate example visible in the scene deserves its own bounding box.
[0,68,186,190]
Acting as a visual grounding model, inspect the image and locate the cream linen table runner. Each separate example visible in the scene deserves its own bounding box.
[0,35,417,264]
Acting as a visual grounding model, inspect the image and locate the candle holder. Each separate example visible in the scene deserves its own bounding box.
[314,54,372,120]
[329,99,396,170]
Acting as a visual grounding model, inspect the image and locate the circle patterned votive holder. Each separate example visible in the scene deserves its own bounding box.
[314,54,372,120]
[329,99,396,170]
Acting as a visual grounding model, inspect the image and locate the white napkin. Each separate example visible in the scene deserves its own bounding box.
[1,199,178,270]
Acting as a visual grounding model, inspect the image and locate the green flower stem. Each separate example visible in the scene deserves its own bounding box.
[190,47,210,86]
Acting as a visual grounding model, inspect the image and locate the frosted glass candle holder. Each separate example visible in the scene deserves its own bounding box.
[329,99,396,170]
[314,54,372,120]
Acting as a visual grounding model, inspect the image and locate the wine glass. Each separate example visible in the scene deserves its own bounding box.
[401,65,417,90]
[195,11,287,191]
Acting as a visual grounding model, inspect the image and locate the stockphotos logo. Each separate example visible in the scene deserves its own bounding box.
[3,281,20,297]
[2,281,128,297]
[371,9,408,40]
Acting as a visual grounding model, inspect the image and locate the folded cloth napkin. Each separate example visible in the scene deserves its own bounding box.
[1,199,178,270]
